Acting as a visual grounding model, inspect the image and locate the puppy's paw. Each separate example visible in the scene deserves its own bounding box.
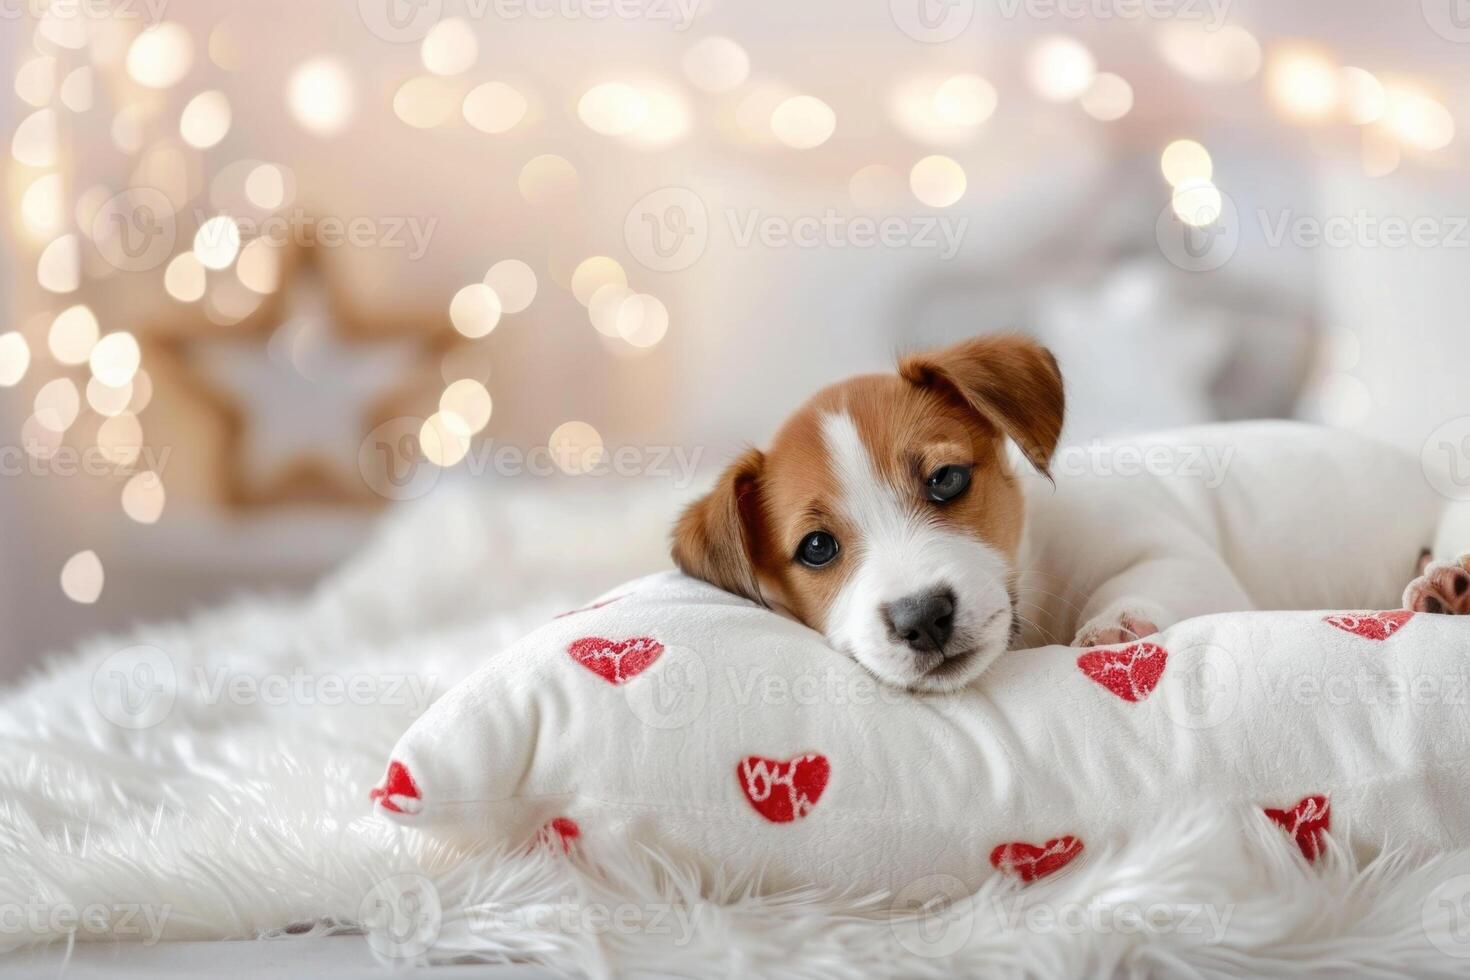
[1072,603,1166,647]
[1403,555,1470,615]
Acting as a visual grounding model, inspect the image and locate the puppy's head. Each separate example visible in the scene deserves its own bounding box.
[672,333,1064,692]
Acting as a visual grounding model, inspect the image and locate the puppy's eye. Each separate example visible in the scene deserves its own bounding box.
[925,464,972,503]
[796,531,840,568]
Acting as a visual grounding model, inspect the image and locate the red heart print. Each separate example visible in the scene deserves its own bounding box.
[1077,642,1168,702]
[1323,610,1413,641]
[990,836,1084,882]
[1264,795,1330,861]
[737,754,830,823]
[567,636,664,685]
[535,817,581,853]
[369,760,422,816]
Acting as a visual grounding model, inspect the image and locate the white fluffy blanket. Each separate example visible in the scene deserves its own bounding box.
[5,484,1470,977]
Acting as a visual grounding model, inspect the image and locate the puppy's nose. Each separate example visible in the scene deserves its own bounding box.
[884,588,956,654]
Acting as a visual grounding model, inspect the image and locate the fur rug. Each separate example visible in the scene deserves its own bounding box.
[5,483,1470,977]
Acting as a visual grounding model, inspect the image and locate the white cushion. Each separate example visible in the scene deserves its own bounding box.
[373,571,1470,894]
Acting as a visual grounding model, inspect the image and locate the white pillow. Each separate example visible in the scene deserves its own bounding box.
[373,572,1470,894]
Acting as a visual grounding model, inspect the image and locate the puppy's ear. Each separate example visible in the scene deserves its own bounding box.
[671,448,766,603]
[899,333,1065,475]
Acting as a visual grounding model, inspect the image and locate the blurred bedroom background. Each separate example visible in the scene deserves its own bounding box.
[2,0,1468,678]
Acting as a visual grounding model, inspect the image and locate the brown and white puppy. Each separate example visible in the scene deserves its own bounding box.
[671,334,1062,692]
[673,332,1470,692]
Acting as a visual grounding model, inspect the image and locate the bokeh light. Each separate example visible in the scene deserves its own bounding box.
[287,57,355,135]
[421,18,478,76]
[194,216,242,269]
[464,82,528,133]
[682,37,750,93]
[60,551,104,605]
[484,260,538,313]
[548,421,605,475]
[49,305,99,365]
[34,377,80,432]
[164,252,208,302]
[1080,73,1133,121]
[449,284,502,338]
[440,379,493,434]
[578,82,649,136]
[126,23,193,89]
[1027,36,1096,102]
[122,472,167,525]
[394,76,457,129]
[180,90,232,148]
[1160,139,1212,186]
[909,155,967,207]
[571,257,628,307]
[0,333,31,387]
[1267,46,1338,120]
[90,332,142,388]
[770,95,836,149]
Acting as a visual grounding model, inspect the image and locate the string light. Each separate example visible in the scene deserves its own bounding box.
[682,37,750,93]
[571,257,627,307]
[578,82,649,136]
[463,82,527,134]
[548,421,604,475]
[419,412,472,467]
[58,67,92,112]
[287,57,355,135]
[1170,178,1223,228]
[393,76,457,129]
[1160,139,1212,186]
[12,108,58,167]
[589,283,636,337]
[518,154,580,205]
[244,164,286,209]
[849,164,903,209]
[1027,36,1096,102]
[1080,73,1133,122]
[770,95,836,149]
[121,472,166,524]
[236,238,282,293]
[34,377,80,432]
[616,294,669,348]
[0,333,30,387]
[20,173,65,240]
[909,155,967,207]
[1338,68,1384,125]
[439,379,493,434]
[60,551,104,605]
[37,235,80,292]
[87,376,134,417]
[49,305,99,364]
[1157,24,1261,85]
[90,332,142,388]
[126,22,193,89]
[164,252,208,302]
[1267,46,1338,120]
[421,18,478,76]
[484,260,538,313]
[180,90,232,148]
[194,216,242,269]
[449,283,502,338]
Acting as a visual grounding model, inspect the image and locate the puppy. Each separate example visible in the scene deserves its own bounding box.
[672,333,1469,691]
